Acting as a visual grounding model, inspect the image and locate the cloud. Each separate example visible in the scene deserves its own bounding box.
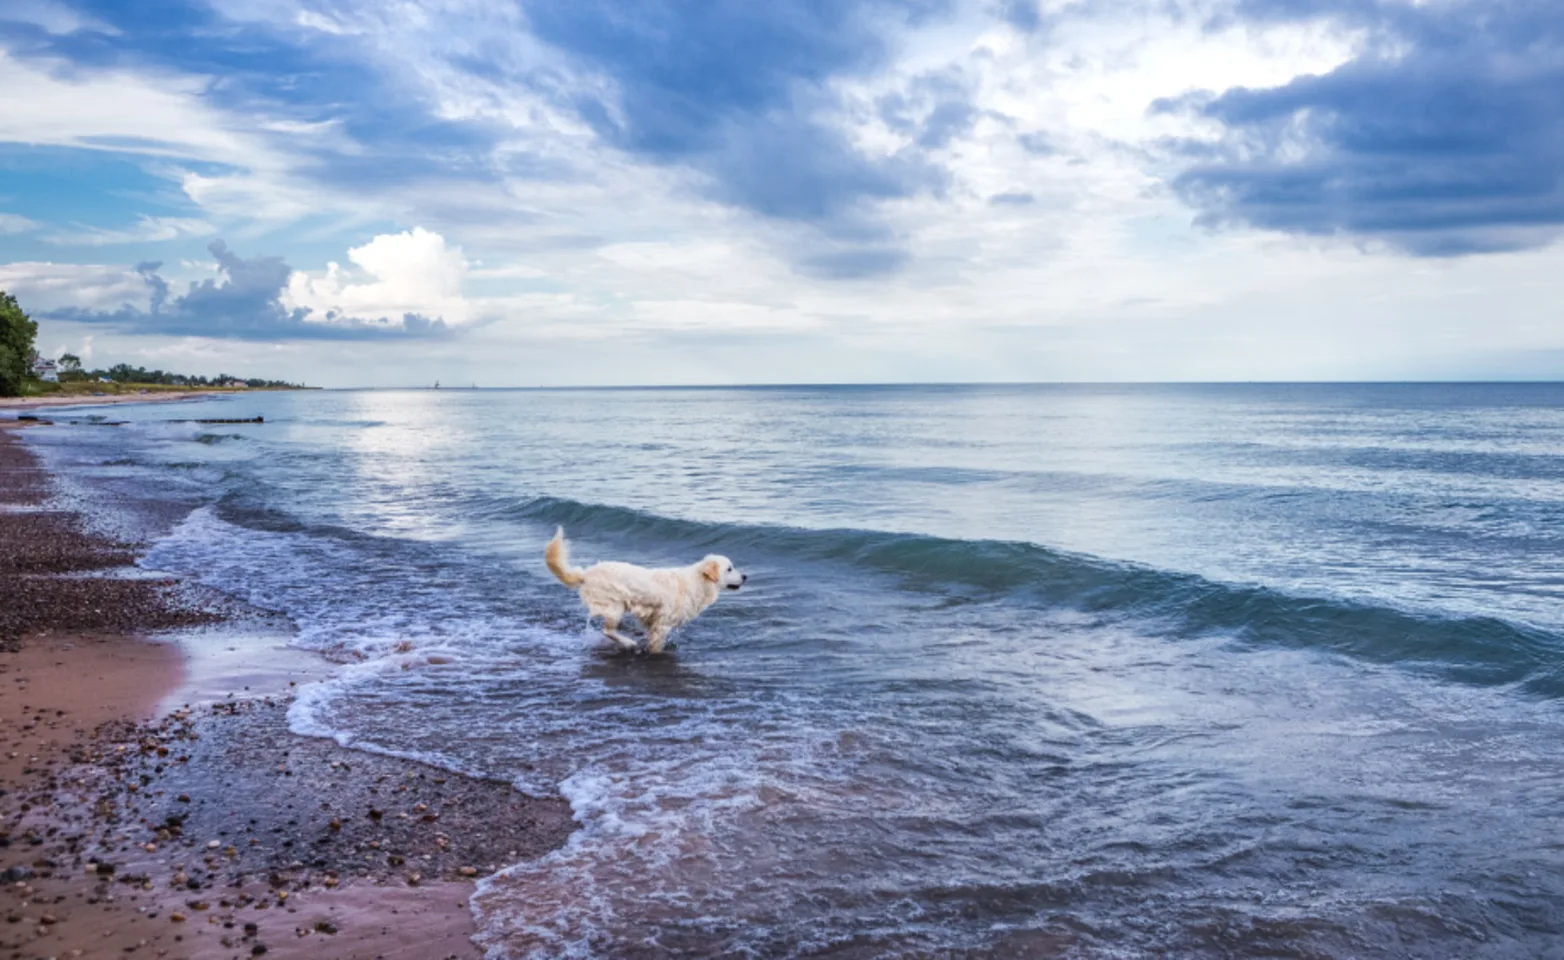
[702,114,940,224]
[0,261,152,311]
[0,0,964,280]
[43,215,215,246]
[796,244,911,281]
[1162,0,1564,255]
[1016,131,1056,155]
[996,0,1043,34]
[0,0,117,36]
[989,191,1035,206]
[0,213,39,235]
[876,67,980,151]
[0,12,503,236]
[527,0,935,158]
[48,237,456,340]
[520,0,954,271]
[285,227,471,327]
[0,49,285,170]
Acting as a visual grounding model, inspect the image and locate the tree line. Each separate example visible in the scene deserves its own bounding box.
[1,290,303,396]
[53,355,302,389]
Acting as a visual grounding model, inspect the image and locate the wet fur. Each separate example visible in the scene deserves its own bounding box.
[545,527,745,653]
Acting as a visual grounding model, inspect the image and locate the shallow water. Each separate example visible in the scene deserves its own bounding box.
[19,384,1564,958]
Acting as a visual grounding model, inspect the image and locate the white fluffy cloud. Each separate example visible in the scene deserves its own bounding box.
[285,228,472,326]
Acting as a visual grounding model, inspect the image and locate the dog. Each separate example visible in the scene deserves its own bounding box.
[545,527,746,653]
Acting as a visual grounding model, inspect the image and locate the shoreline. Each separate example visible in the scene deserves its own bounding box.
[0,423,575,958]
[0,391,225,411]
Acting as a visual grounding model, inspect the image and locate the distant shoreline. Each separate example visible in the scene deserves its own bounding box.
[1,383,317,411]
[0,389,251,410]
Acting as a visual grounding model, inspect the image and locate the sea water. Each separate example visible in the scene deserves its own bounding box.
[19,384,1564,958]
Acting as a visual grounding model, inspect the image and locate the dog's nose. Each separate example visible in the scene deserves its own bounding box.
[741,573,748,583]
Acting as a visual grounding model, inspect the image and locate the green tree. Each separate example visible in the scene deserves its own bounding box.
[0,291,39,397]
[58,352,85,382]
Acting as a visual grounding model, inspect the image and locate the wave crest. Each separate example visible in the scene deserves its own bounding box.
[502,494,1564,697]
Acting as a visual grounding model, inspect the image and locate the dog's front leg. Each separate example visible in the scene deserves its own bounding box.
[601,615,639,652]
[604,629,639,651]
[645,622,671,655]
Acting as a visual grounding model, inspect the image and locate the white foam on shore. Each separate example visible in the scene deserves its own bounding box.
[144,506,557,658]
[470,750,777,959]
[142,503,595,793]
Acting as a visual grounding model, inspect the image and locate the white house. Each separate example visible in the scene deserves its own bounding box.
[31,358,58,383]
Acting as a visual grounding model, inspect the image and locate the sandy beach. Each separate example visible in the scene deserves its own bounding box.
[0,423,575,959]
[0,392,226,411]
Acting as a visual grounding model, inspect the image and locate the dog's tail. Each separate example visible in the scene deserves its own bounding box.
[545,527,586,588]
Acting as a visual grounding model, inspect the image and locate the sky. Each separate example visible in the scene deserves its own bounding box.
[0,0,1560,386]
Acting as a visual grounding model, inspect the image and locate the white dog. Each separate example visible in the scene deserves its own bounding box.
[545,527,746,653]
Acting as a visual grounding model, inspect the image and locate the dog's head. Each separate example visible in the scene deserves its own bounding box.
[700,555,747,591]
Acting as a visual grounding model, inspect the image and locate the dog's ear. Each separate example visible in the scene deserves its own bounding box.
[700,558,722,583]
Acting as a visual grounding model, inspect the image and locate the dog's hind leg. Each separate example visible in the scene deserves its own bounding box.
[601,613,639,652]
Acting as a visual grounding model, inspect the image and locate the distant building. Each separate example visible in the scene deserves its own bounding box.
[32,358,58,383]
[222,379,248,388]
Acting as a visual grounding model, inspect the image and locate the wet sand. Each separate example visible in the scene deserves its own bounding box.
[0,424,576,958]
[0,423,216,650]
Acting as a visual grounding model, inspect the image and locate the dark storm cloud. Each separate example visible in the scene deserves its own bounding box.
[1162,0,1564,255]
[524,0,960,276]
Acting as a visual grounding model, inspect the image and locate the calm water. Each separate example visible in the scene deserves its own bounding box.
[19,384,1564,958]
